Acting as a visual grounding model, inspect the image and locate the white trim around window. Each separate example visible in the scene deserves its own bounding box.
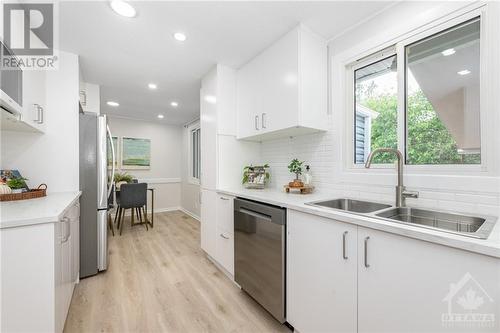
[331,2,500,193]
[188,121,201,185]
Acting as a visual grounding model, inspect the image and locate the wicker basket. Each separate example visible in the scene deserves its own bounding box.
[0,184,47,202]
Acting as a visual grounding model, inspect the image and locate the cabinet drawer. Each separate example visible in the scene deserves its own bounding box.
[216,226,234,276]
[216,194,234,235]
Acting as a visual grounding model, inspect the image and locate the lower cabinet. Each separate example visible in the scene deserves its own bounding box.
[287,210,358,333]
[287,209,500,333]
[1,200,80,333]
[200,189,234,276]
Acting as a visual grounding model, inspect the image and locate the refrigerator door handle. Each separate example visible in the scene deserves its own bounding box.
[97,116,108,209]
[107,125,116,199]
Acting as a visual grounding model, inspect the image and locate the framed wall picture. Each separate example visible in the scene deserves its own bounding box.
[121,137,151,169]
[107,136,119,169]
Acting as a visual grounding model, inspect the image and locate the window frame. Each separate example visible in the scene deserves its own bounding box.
[188,123,201,185]
[346,8,488,173]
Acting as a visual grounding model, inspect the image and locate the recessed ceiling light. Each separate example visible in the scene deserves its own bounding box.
[204,95,217,104]
[441,48,456,56]
[457,69,471,76]
[107,101,119,107]
[170,101,178,107]
[173,32,187,42]
[110,0,136,18]
[157,114,164,119]
[148,83,157,90]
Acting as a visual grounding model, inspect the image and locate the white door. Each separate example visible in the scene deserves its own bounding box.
[236,61,261,139]
[357,227,500,333]
[287,210,358,333]
[200,189,217,258]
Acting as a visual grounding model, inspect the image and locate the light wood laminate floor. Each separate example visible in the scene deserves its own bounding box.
[64,210,289,333]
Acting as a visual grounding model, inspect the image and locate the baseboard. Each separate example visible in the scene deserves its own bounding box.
[179,207,200,221]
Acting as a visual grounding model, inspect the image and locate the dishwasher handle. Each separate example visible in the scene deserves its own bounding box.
[238,207,273,222]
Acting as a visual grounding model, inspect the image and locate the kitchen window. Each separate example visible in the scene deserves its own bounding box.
[351,16,482,167]
[190,125,201,184]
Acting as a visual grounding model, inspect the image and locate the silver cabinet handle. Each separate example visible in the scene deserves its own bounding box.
[219,197,229,201]
[261,113,266,129]
[255,115,259,130]
[220,233,229,240]
[364,236,370,268]
[342,231,348,260]
[60,217,70,243]
[38,106,43,124]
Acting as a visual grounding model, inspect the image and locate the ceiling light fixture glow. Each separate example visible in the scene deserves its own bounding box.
[204,95,217,104]
[157,114,164,119]
[148,83,157,90]
[441,48,456,56]
[107,101,119,107]
[170,101,179,107]
[457,69,471,76]
[110,0,136,18]
[173,32,187,42]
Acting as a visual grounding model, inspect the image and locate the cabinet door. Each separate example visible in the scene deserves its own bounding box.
[236,61,261,139]
[258,28,298,133]
[287,210,357,333]
[200,70,218,190]
[358,227,500,333]
[200,189,217,258]
[22,70,46,132]
[215,194,234,275]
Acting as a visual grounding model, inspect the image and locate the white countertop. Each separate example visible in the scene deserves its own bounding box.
[0,191,82,229]
[218,187,500,259]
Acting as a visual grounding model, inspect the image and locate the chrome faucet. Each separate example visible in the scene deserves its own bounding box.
[364,148,419,207]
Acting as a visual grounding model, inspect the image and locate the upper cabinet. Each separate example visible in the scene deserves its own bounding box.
[79,82,100,114]
[22,70,47,133]
[236,25,328,141]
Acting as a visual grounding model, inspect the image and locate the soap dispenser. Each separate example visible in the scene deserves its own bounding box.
[304,165,312,186]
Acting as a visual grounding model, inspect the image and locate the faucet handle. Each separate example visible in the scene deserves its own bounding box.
[402,190,419,199]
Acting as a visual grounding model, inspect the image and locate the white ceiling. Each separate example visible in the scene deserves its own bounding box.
[60,1,395,125]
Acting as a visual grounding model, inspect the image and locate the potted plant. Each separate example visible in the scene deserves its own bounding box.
[7,177,28,193]
[288,159,304,187]
[113,172,133,189]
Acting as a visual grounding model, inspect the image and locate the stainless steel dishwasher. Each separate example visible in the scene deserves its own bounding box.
[234,198,286,323]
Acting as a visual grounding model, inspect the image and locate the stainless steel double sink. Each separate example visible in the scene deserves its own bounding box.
[306,198,496,239]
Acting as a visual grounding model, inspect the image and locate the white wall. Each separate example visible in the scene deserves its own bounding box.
[181,121,200,219]
[260,1,500,217]
[1,52,80,193]
[107,116,182,212]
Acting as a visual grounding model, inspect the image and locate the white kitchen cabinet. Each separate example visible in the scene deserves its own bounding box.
[216,194,235,275]
[236,25,327,141]
[287,209,500,333]
[201,189,217,258]
[22,69,47,132]
[287,210,358,333]
[201,191,235,276]
[200,69,218,191]
[79,82,100,114]
[1,199,80,333]
[357,226,500,333]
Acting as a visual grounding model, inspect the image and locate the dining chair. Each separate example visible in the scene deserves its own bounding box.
[107,184,115,236]
[116,183,148,235]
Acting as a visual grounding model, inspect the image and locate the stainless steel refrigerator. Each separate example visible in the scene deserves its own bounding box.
[79,113,116,278]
